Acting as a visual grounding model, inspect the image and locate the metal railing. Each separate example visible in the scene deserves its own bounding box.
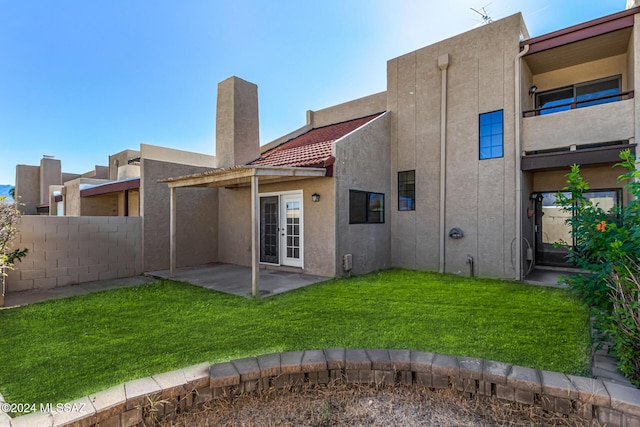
[522,90,634,117]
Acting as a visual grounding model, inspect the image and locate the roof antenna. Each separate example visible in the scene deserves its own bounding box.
[471,6,493,25]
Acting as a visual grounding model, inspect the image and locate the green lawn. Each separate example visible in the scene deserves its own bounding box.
[0,269,590,406]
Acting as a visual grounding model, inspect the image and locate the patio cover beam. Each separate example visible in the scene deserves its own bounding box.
[163,166,326,189]
[162,165,326,295]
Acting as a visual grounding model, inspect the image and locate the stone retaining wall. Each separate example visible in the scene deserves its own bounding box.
[2,349,639,427]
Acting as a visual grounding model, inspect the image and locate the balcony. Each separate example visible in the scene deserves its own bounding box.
[521,95,635,153]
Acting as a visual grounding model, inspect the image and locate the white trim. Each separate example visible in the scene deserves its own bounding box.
[259,189,303,198]
[281,192,304,269]
[257,190,304,269]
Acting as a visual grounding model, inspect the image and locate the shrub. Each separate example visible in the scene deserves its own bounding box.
[556,149,640,386]
[0,196,28,304]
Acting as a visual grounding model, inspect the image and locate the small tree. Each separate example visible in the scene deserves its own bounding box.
[1,196,28,305]
[556,149,640,386]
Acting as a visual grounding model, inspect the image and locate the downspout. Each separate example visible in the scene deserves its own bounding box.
[514,44,530,281]
[438,54,449,274]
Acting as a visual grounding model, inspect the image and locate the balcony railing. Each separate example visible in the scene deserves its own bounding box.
[522,90,634,118]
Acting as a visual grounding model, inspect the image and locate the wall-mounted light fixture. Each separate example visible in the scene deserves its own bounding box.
[529,85,537,97]
[311,193,320,202]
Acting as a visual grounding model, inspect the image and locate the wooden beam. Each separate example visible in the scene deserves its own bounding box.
[166,166,326,189]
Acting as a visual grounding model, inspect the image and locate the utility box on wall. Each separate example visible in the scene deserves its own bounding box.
[343,254,353,272]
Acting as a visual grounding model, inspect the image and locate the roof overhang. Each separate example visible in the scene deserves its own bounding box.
[162,166,328,189]
[521,143,636,171]
[81,178,140,197]
[521,7,637,74]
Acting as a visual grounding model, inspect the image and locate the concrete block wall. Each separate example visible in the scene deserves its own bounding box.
[6,216,142,293]
[3,349,639,426]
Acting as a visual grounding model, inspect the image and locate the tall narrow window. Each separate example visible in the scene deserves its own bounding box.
[479,110,503,160]
[398,170,415,211]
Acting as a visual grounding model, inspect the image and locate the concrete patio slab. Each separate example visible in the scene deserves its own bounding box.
[146,263,329,298]
[2,275,157,308]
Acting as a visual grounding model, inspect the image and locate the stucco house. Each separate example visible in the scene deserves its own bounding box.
[12,2,639,295]
[164,4,639,290]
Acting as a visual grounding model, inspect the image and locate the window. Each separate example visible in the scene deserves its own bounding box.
[479,110,503,160]
[398,170,415,211]
[349,190,385,224]
[535,75,621,115]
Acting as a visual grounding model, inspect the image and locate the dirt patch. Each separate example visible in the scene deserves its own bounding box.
[151,382,591,426]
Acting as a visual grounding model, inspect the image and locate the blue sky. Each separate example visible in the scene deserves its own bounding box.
[0,0,625,185]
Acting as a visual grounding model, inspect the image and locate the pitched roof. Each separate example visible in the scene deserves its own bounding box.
[248,113,383,168]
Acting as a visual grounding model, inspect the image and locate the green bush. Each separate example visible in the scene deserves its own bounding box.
[556,149,640,386]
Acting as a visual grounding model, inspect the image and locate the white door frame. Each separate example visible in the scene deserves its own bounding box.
[258,190,304,268]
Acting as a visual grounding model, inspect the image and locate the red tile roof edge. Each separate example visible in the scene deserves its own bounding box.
[247,112,384,168]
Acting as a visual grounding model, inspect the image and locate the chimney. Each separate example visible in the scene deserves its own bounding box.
[40,155,61,205]
[215,76,260,168]
[627,0,639,9]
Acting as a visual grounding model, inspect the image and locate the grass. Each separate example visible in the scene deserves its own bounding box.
[0,269,590,406]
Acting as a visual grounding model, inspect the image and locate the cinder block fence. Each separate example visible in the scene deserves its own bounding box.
[2,349,639,427]
[6,216,142,293]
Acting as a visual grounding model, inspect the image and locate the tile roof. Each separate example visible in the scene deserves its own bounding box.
[248,113,383,168]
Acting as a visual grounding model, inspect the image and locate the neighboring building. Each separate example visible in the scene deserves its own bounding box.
[15,156,108,215]
[16,145,218,273]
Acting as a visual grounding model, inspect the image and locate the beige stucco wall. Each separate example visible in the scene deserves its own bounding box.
[388,13,524,279]
[81,194,119,216]
[261,92,388,153]
[533,164,626,193]
[215,76,259,168]
[117,189,140,217]
[311,92,387,128]
[141,159,218,272]
[62,172,82,183]
[334,112,391,276]
[62,178,111,216]
[522,99,635,152]
[141,143,215,168]
[15,165,41,215]
[6,216,142,292]
[109,150,140,181]
[532,54,628,94]
[117,164,140,180]
[39,157,61,206]
[217,177,335,278]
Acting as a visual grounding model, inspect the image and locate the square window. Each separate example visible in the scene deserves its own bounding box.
[479,110,503,160]
[349,190,385,224]
[398,170,415,211]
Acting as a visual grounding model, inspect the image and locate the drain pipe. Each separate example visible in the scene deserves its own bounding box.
[514,44,530,281]
[438,54,449,274]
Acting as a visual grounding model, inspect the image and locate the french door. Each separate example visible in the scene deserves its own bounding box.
[259,192,303,268]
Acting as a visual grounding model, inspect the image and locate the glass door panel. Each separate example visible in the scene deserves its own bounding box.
[281,194,302,268]
[260,196,279,264]
[535,192,572,267]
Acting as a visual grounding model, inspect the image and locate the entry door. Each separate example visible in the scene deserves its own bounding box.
[259,193,303,267]
[280,194,303,268]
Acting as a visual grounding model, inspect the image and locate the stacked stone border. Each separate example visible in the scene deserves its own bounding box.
[2,349,639,427]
